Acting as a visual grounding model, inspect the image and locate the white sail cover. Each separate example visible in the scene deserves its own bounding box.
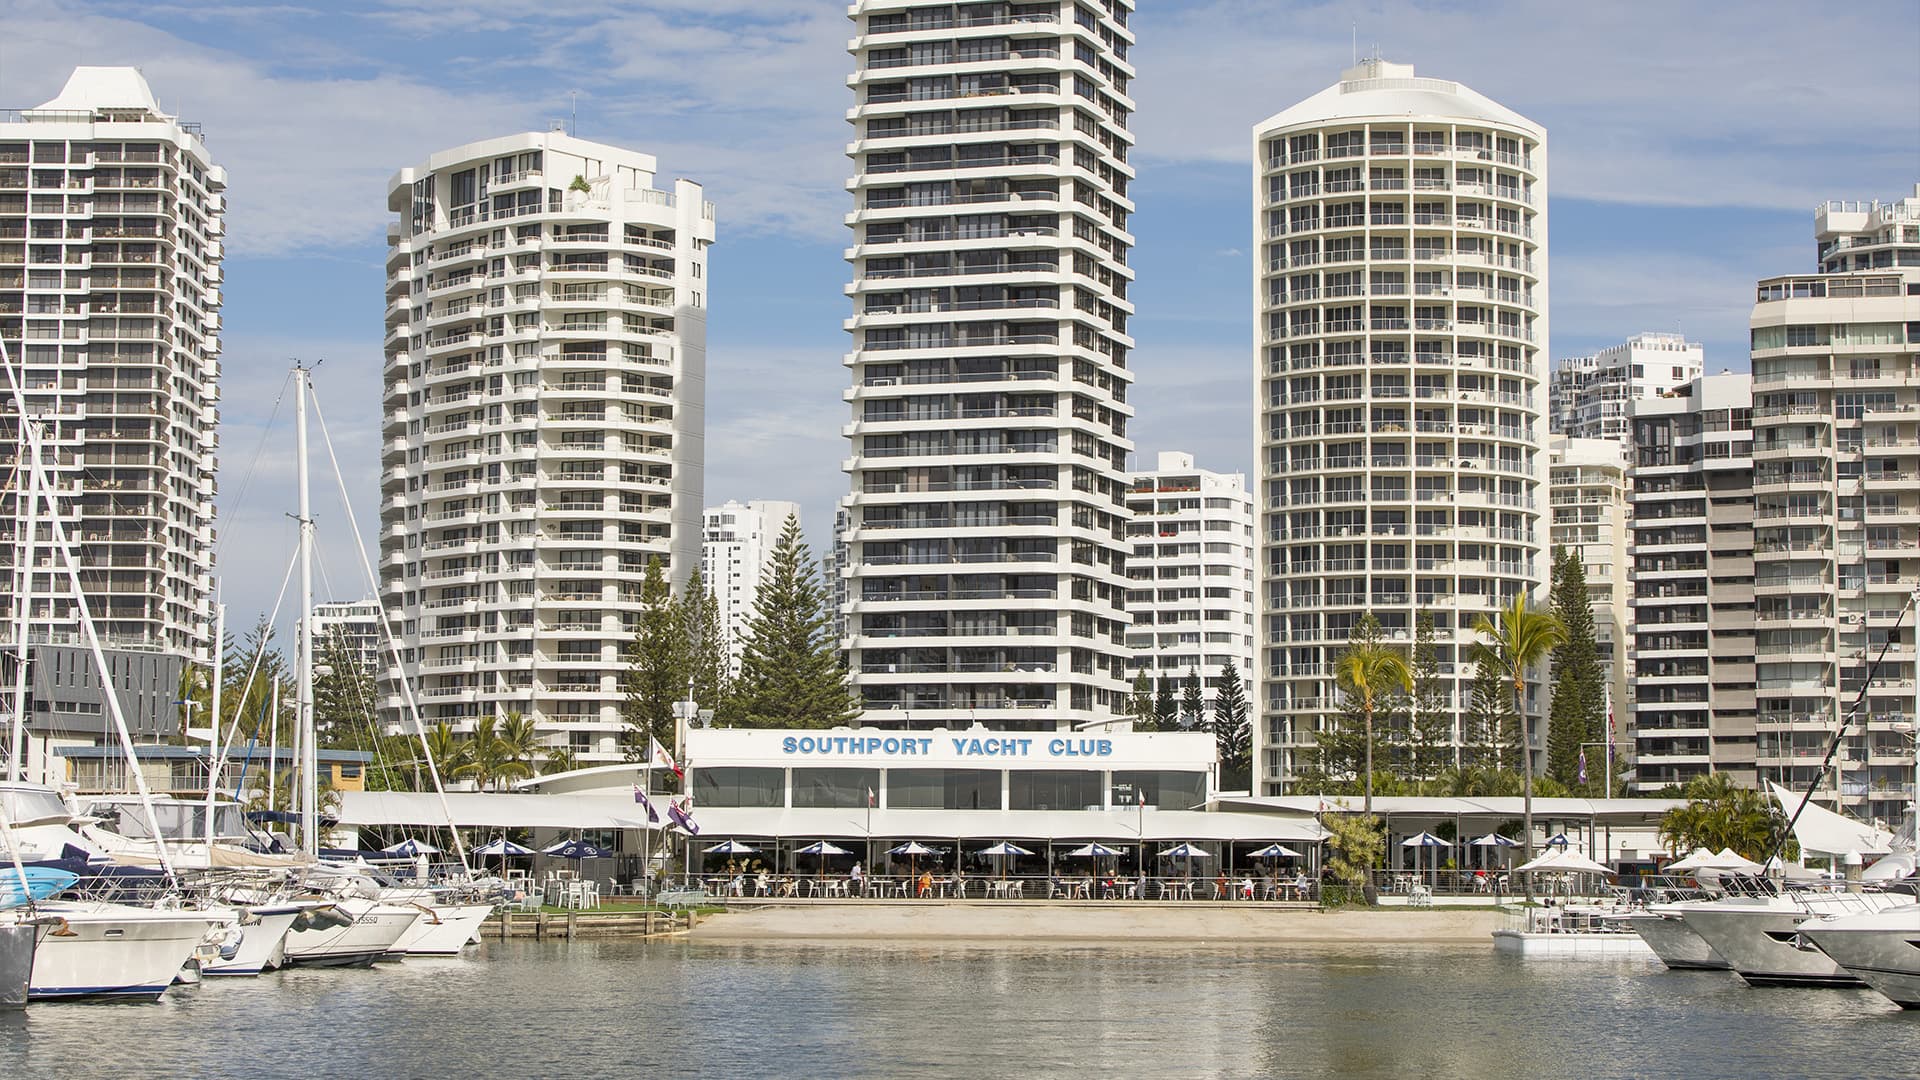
[1768,782,1897,857]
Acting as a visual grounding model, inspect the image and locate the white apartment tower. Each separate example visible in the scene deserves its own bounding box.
[1123,451,1256,698]
[0,68,224,663]
[1550,333,1704,442]
[839,0,1139,729]
[1548,436,1630,741]
[1750,187,1920,825]
[702,500,800,678]
[1253,60,1550,793]
[311,600,384,679]
[1625,374,1756,793]
[379,133,714,762]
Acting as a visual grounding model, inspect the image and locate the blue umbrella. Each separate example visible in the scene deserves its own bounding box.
[704,840,759,855]
[1544,833,1571,849]
[1157,843,1211,860]
[795,841,851,857]
[382,838,440,858]
[1065,843,1122,858]
[542,839,611,859]
[1248,843,1302,859]
[473,838,533,857]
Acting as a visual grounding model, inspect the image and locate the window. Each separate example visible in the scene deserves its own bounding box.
[1008,769,1102,810]
[888,768,1001,810]
[1110,770,1208,810]
[692,766,783,808]
[792,767,880,809]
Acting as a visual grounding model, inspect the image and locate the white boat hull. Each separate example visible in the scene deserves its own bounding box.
[200,906,306,977]
[28,903,216,1001]
[1799,906,1920,1009]
[1491,929,1654,957]
[1680,902,1862,988]
[283,899,419,968]
[391,903,492,956]
[1623,912,1728,970]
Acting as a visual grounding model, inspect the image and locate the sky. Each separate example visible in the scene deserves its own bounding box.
[3,0,1915,637]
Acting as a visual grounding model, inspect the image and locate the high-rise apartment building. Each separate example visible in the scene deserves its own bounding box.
[1750,188,1919,825]
[838,0,1139,730]
[379,133,713,762]
[702,499,799,677]
[1625,374,1755,792]
[1548,436,1630,741]
[1550,333,1704,443]
[311,600,383,678]
[0,68,224,663]
[1252,60,1549,793]
[1123,452,1256,704]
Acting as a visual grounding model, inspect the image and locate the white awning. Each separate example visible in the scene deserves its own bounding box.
[687,807,1325,844]
[336,790,667,831]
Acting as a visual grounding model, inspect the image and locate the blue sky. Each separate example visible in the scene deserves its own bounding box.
[4,0,1915,634]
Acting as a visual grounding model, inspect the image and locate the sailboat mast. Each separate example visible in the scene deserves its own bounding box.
[296,367,318,857]
[7,420,34,784]
[203,601,224,851]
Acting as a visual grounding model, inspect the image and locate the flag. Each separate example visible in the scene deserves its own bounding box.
[1578,748,1588,786]
[649,737,683,779]
[632,786,659,824]
[1136,789,1145,807]
[867,787,876,808]
[668,797,700,836]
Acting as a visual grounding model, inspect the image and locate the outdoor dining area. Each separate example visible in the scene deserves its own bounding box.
[683,836,1322,903]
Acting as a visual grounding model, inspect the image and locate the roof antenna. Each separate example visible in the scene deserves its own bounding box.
[570,90,578,137]
[1351,23,1357,65]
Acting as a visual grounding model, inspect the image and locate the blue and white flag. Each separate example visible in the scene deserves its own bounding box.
[632,785,659,824]
[668,797,700,836]
[1578,747,1588,786]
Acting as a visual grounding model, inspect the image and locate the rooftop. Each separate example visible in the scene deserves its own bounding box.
[30,66,167,119]
[1255,59,1543,137]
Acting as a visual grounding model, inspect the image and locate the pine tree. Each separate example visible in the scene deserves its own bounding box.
[1211,657,1252,790]
[1467,659,1520,771]
[1153,674,1178,731]
[1127,670,1156,730]
[679,566,731,723]
[1405,612,1455,788]
[621,558,686,759]
[1180,666,1206,731]
[729,515,860,728]
[313,627,376,750]
[1547,547,1605,788]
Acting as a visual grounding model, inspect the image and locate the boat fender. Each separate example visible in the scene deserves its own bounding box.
[210,924,246,960]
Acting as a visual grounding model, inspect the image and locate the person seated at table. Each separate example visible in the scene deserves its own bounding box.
[917,870,932,898]
[1213,873,1229,900]
[951,869,967,897]
[755,871,769,896]
[849,861,864,895]
[1293,872,1312,897]
[1240,876,1255,900]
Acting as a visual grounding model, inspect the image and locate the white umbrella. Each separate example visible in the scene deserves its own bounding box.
[887,841,940,857]
[1712,848,1765,875]
[1401,832,1451,848]
[1514,849,1613,875]
[472,837,532,857]
[1248,843,1302,859]
[1467,833,1519,848]
[975,841,1035,857]
[704,839,758,855]
[1158,843,1212,859]
[382,838,440,857]
[1543,832,1572,849]
[794,841,851,856]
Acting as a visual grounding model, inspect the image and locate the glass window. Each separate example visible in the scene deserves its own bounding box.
[888,768,1002,810]
[1110,770,1209,811]
[792,767,880,809]
[1008,769,1102,811]
[692,766,784,808]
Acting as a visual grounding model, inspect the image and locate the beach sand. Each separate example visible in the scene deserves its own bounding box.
[688,902,1501,944]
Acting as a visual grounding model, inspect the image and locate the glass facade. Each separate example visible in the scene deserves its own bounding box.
[1109,770,1208,811]
[792,767,882,809]
[887,768,1002,810]
[1008,770,1104,811]
[693,766,784,808]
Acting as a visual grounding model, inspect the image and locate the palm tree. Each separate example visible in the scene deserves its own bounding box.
[1333,639,1412,819]
[1470,593,1566,898]
[420,722,471,789]
[495,711,541,779]
[540,746,580,776]
[455,715,534,792]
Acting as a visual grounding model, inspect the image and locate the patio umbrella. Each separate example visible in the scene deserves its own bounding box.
[1064,842,1122,858]
[1543,832,1572,849]
[1514,849,1612,875]
[1402,831,1451,884]
[975,841,1034,880]
[704,839,758,855]
[1467,833,1519,872]
[1248,843,1303,859]
[1158,842,1211,882]
[472,837,533,857]
[888,840,939,881]
[382,838,440,858]
[542,839,612,860]
[796,840,852,881]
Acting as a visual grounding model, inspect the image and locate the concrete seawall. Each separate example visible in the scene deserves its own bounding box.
[688,903,1500,944]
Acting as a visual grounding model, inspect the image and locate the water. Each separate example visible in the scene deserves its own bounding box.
[0,940,1910,1078]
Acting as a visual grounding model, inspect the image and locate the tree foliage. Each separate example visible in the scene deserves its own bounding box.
[1323,813,1384,899]
[1180,666,1206,732]
[1547,548,1606,790]
[1332,614,1412,817]
[681,566,732,725]
[1212,658,1252,791]
[1658,773,1798,861]
[1402,612,1454,790]
[313,627,376,751]
[1153,674,1177,732]
[729,515,859,729]
[1465,659,1521,771]
[453,714,534,792]
[1469,594,1565,895]
[620,559,685,758]
[1128,670,1156,730]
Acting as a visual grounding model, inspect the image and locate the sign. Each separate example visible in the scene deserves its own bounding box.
[778,734,1114,759]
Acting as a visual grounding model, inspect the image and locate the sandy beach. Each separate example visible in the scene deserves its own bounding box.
[688,902,1501,944]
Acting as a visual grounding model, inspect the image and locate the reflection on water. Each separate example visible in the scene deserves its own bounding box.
[0,940,1910,1078]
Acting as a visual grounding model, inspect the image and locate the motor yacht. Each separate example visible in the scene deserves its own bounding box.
[1677,886,1907,988]
[1622,903,1729,970]
[1797,902,1920,1008]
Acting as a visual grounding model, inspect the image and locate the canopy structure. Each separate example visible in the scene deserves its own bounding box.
[1662,846,1718,872]
[685,807,1326,844]
[1767,782,1897,857]
[1515,849,1613,875]
[338,791,669,832]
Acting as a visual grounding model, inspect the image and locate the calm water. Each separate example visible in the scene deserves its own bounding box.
[0,939,1911,1079]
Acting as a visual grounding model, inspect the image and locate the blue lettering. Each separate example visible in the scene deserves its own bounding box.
[882,737,899,754]
[900,738,918,755]
[951,738,969,756]
[1047,738,1064,756]
[1018,739,1032,756]
[797,737,815,753]
[782,736,797,753]
[968,738,988,756]
[1097,739,1112,757]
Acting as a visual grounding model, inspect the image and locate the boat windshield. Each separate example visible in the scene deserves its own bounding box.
[87,800,253,842]
[0,784,71,826]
